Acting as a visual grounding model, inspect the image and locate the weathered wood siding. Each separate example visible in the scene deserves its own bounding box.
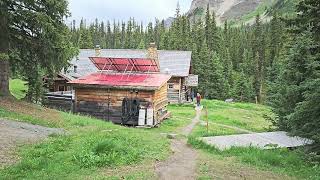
[167,77,190,103]
[42,92,74,112]
[153,83,168,123]
[74,86,168,124]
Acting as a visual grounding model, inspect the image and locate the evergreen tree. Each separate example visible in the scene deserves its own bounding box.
[1,0,77,100]
[106,21,112,48]
[207,52,225,99]
[270,0,320,153]
[205,4,213,49]
[196,40,211,97]
[252,14,265,103]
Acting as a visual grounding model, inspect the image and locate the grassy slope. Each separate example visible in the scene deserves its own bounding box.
[189,100,320,179]
[192,99,273,138]
[235,0,277,24]
[230,0,300,26]
[0,97,194,179]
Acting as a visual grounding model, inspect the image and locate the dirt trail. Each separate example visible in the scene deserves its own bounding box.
[155,106,202,180]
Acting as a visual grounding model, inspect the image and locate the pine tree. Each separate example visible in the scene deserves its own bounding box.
[197,40,211,97]
[106,21,112,48]
[207,52,225,99]
[205,4,213,49]
[137,39,146,49]
[146,22,154,44]
[211,9,220,53]
[252,14,265,103]
[270,0,320,153]
[222,48,233,98]
[1,0,77,100]
[121,22,126,48]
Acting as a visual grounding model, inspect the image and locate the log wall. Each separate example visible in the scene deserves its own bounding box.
[74,85,168,125]
[153,83,169,123]
[167,77,190,103]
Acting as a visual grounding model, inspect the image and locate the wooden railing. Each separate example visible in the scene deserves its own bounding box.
[43,91,75,112]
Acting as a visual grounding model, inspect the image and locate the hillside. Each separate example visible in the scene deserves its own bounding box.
[186,0,300,25]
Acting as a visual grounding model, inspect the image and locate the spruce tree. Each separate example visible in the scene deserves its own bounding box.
[205,4,213,49]
[1,0,77,100]
[270,0,320,153]
[207,52,225,100]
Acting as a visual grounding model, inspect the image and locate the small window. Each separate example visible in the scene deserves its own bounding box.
[66,86,72,91]
[58,85,65,92]
[168,84,174,89]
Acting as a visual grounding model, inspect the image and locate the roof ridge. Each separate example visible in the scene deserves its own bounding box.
[79,49,192,53]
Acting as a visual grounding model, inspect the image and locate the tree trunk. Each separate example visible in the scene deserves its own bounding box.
[0,60,10,96]
[0,1,10,97]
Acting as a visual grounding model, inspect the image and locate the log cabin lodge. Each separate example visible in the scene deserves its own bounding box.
[45,44,198,104]
[44,44,198,126]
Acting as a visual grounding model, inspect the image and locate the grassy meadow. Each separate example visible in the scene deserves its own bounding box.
[1,80,319,179]
[189,100,320,179]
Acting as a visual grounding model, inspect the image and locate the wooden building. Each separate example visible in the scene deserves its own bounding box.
[69,57,171,126]
[43,74,72,92]
[52,44,197,103]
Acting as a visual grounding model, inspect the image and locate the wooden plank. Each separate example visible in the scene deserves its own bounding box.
[201,131,314,150]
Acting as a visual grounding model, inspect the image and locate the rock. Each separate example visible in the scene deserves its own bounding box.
[225,98,234,103]
[167,133,178,139]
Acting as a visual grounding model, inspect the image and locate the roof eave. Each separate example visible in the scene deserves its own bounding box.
[69,83,160,91]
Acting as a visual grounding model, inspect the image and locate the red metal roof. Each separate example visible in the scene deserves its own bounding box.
[89,57,159,73]
[69,73,171,90]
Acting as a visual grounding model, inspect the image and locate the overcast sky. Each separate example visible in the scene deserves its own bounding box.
[67,0,193,25]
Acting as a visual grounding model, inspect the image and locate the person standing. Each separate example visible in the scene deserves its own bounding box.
[190,90,194,102]
[196,93,201,107]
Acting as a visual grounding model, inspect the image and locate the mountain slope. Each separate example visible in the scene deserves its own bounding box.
[188,0,264,24]
[187,0,299,25]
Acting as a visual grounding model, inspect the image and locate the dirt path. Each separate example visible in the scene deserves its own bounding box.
[0,119,64,169]
[155,106,202,180]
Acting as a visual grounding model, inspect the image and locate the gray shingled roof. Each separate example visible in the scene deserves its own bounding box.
[62,49,192,80]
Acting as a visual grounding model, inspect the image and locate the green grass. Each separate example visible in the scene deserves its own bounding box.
[189,137,320,179]
[0,108,60,128]
[0,101,196,179]
[150,104,195,134]
[3,97,318,179]
[200,99,273,133]
[191,123,241,137]
[0,107,178,179]
[9,79,28,99]
[188,99,320,179]
[0,102,195,179]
